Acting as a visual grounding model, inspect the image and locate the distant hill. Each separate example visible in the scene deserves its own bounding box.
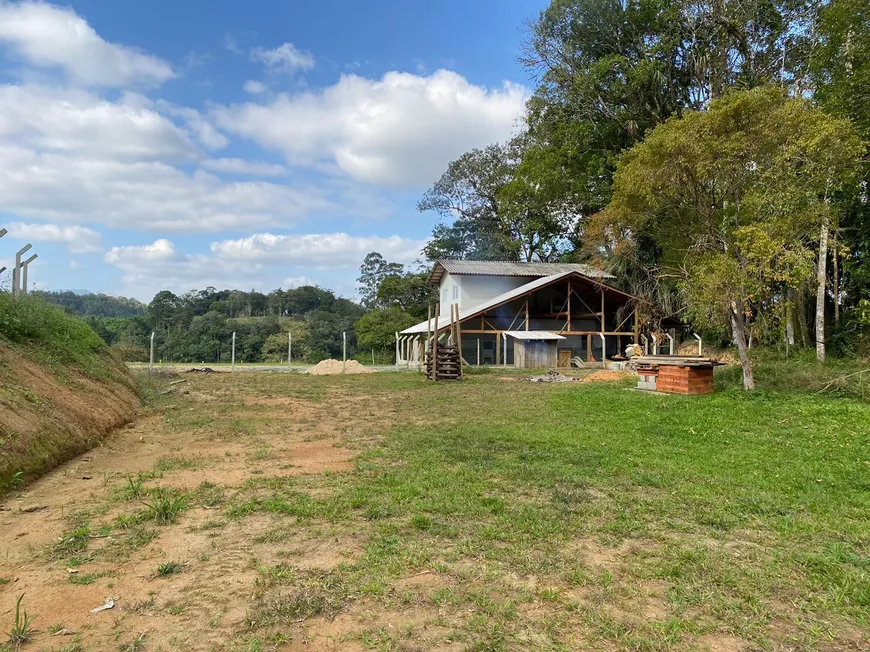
[30,290,147,318]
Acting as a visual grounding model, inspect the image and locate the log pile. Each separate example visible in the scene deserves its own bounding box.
[425,343,461,381]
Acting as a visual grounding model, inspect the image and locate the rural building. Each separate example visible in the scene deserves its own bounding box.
[397,260,644,369]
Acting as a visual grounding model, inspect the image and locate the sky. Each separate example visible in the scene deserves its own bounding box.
[0,0,546,302]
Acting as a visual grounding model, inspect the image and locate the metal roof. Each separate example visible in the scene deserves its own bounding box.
[429,260,613,284]
[504,331,565,341]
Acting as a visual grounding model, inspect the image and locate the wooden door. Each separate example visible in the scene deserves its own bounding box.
[557,348,571,368]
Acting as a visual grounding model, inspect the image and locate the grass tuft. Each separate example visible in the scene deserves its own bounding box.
[7,594,33,648]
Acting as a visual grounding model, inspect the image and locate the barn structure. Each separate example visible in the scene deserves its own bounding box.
[397,260,646,369]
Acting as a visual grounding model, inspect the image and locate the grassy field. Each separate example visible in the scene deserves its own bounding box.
[1,364,867,651]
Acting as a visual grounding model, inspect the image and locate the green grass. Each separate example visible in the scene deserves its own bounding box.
[217,365,868,649]
[142,489,188,525]
[6,594,33,648]
[156,561,184,577]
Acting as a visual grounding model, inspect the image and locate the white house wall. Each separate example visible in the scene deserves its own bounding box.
[460,276,531,314]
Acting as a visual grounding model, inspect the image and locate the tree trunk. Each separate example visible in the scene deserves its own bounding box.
[785,289,795,347]
[816,215,829,363]
[833,233,840,326]
[729,299,755,390]
[796,287,810,347]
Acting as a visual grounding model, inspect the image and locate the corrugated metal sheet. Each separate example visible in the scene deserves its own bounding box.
[401,272,573,334]
[430,260,613,283]
[504,331,565,340]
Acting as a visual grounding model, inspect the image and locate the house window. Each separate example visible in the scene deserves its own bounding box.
[442,288,448,304]
[452,285,459,300]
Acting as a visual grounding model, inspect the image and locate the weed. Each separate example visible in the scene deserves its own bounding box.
[142,489,188,524]
[167,602,186,615]
[7,594,33,648]
[156,561,184,577]
[68,571,113,585]
[118,474,145,500]
[118,631,147,652]
[0,577,9,585]
[53,526,91,558]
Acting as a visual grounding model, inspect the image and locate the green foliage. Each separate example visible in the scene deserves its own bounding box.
[142,489,188,525]
[156,561,184,577]
[594,87,864,383]
[7,594,33,648]
[354,307,418,353]
[0,294,124,379]
[31,290,146,317]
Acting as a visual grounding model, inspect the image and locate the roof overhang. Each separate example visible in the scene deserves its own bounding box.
[401,270,646,335]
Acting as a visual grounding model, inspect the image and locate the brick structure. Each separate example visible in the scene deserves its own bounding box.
[655,365,714,394]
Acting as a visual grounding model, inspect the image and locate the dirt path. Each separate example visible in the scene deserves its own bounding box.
[0,373,395,651]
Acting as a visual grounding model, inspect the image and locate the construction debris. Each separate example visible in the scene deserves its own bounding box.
[186,367,215,374]
[527,370,577,383]
[90,597,115,614]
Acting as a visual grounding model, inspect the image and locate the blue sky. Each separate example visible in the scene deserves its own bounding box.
[0,0,545,301]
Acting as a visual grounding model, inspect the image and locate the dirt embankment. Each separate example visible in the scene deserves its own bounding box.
[0,344,140,492]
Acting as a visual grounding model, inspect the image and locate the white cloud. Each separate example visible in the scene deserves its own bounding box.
[0,2,174,87]
[6,221,102,253]
[0,146,333,231]
[0,85,199,161]
[250,42,315,74]
[202,157,286,177]
[243,80,267,94]
[210,232,425,268]
[213,69,527,187]
[155,101,228,150]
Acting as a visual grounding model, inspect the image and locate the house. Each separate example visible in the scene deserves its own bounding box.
[398,260,643,369]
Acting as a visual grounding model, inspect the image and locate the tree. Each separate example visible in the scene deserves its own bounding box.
[376,271,435,320]
[591,87,863,388]
[358,252,405,308]
[354,308,418,354]
[419,137,574,261]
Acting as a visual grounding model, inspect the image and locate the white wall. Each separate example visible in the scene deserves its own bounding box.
[460,275,530,312]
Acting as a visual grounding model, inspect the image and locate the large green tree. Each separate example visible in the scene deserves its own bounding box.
[592,87,863,388]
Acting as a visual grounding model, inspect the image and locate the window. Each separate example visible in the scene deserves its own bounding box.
[442,288,448,304]
[452,285,459,300]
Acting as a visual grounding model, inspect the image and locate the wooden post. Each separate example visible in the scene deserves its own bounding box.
[567,281,572,333]
[477,338,480,366]
[433,305,439,381]
[633,308,640,342]
[456,303,464,379]
[586,334,591,362]
[525,300,529,331]
[600,289,605,333]
[496,331,501,366]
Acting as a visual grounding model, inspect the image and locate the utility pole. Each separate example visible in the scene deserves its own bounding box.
[20,254,37,294]
[12,244,32,297]
[287,332,292,365]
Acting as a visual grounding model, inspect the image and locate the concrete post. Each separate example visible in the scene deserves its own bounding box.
[288,332,292,365]
[664,332,674,355]
[693,333,702,356]
[149,331,155,375]
[20,254,37,294]
[12,244,31,297]
[343,331,347,373]
[231,332,236,372]
[395,332,399,368]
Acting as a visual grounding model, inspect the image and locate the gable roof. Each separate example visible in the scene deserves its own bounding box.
[401,270,642,335]
[429,260,613,284]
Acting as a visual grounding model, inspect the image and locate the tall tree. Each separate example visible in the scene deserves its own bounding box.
[591,88,862,388]
[358,252,405,308]
[419,137,573,261]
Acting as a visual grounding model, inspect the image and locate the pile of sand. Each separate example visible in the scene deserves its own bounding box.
[307,359,374,375]
[580,370,630,384]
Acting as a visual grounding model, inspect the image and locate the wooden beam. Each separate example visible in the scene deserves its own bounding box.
[600,288,605,333]
[567,280,572,333]
[525,300,529,331]
[496,332,501,365]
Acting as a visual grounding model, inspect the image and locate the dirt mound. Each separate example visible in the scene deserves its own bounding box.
[580,370,631,383]
[0,344,140,492]
[307,359,374,375]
